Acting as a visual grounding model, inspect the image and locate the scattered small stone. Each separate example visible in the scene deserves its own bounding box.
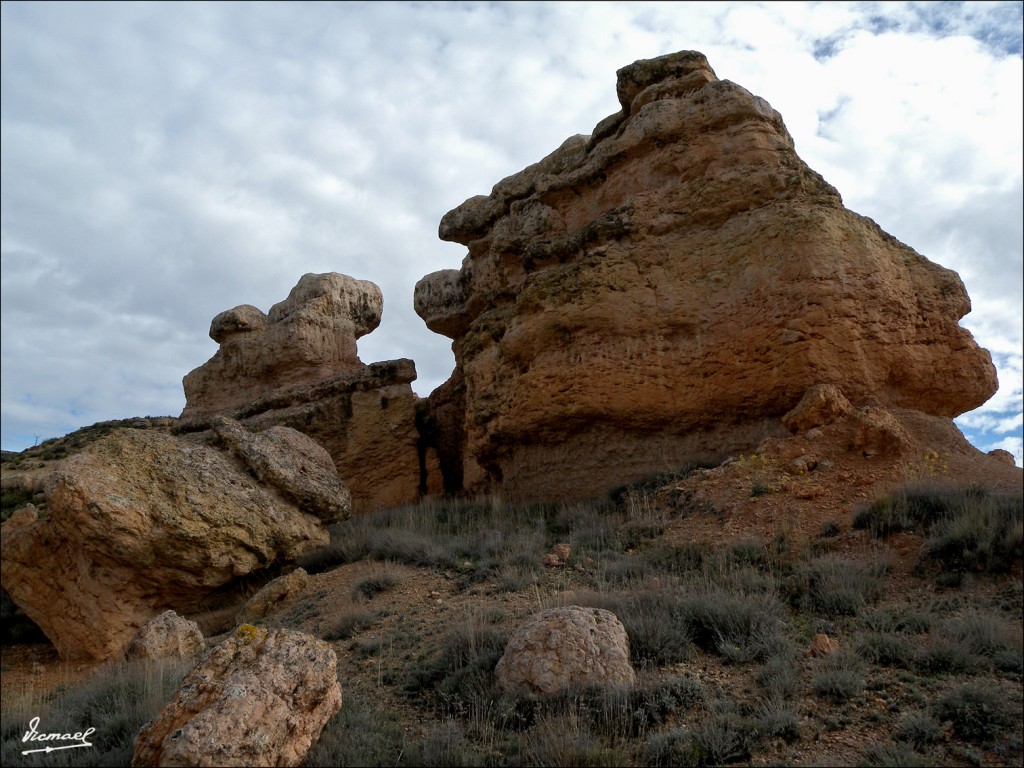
[808,633,840,657]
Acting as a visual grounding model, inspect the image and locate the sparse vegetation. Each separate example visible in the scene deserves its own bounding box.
[934,681,1017,743]
[3,477,1021,767]
[854,484,1023,575]
[0,658,188,767]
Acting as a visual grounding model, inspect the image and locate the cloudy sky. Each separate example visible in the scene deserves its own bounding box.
[2,1,1021,465]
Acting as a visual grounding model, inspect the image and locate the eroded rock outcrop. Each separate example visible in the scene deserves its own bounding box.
[495,606,635,694]
[0,420,348,660]
[183,273,382,414]
[417,50,997,500]
[133,626,341,768]
[236,568,311,626]
[179,273,422,511]
[125,610,205,661]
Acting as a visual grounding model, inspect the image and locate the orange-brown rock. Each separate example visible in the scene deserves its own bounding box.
[417,50,997,501]
[783,384,853,434]
[808,633,840,657]
[179,272,422,511]
[183,273,382,415]
[133,625,341,768]
[0,420,348,661]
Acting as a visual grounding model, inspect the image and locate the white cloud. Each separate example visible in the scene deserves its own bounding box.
[2,1,1021,464]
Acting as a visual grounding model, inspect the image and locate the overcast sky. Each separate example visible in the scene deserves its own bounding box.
[2,1,1021,466]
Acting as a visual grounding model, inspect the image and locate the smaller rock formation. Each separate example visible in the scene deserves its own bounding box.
[495,606,635,694]
[852,407,911,457]
[782,384,852,434]
[987,449,1016,466]
[236,568,310,626]
[212,418,351,521]
[0,419,348,660]
[179,273,423,511]
[183,273,383,413]
[125,611,204,661]
[133,625,341,768]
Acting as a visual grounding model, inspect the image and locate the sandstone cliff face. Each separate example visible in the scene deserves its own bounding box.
[416,50,997,501]
[180,272,422,511]
[0,420,348,660]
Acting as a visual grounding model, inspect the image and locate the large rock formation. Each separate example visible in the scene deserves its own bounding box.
[179,272,423,511]
[133,626,341,768]
[416,50,997,501]
[0,419,349,660]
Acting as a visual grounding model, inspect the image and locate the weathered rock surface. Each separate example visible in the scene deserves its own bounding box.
[783,384,852,434]
[495,606,635,694]
[808,633,840,658]
[179,273,421,511]
[0,420,348,660]
[126,610,205,661]
[183,273,382,415]
[133,625,341,768]
[236,568,311,626]
[416,49,997,501]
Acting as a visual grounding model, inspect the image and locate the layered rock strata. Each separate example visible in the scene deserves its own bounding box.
[179,272,422,510]
[416,50,997,501]
[0,420,348,660]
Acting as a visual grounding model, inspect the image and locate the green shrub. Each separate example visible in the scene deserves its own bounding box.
[0,659,188,767]
[572,590,693,667]
[813,649,865,704]
[854,485,1022,574]
[643,713,763,768]
[860,742,929,767]
[641,541,709,574]
[351,571,401,602]
[518,713,627,767]
[915,634,975,675]
[925,494,1023,573]
[856,632,913,668]
[405,623,509,714]
[305,693,404,767]
[895,711,943,748]
[756,699,801,742]
[598,556,653,587]
[852,483,967,537]
[1,489,34,523]
[729,539,769,567]
[678,588,785,662]
[934,681,1016,742]
[915,612,1023,675]
[321,609,376,642]
[819,520,842,538]
[756,655,800,699]
[784,555,887,617]
[401,720,492,767]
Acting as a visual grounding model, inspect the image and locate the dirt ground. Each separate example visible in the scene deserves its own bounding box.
[2,406,1021,766]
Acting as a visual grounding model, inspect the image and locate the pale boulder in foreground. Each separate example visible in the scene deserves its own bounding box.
[133,626,341,768]
[495,606,636,695]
